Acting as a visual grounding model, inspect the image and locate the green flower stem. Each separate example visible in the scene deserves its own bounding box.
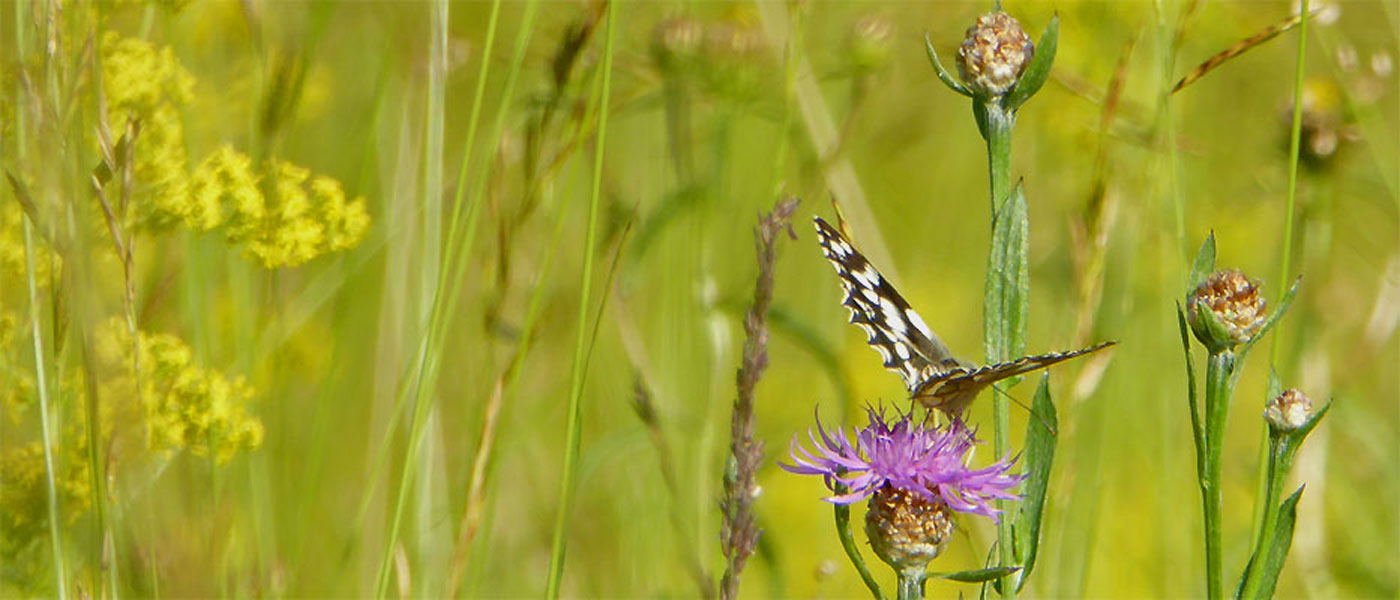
[983,103,1015,217]
[1239,438,1291,598]
[833,500,886,600]
[1200,350,1236,600]
[896,568,926,600]
[979,99,1017,600]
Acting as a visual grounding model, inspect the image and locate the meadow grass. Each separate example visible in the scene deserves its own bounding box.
[0,1,1396,597]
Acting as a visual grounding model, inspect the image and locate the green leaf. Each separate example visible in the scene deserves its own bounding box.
[984,181,1029,366]
[925,33,973,97]
[1288,398,1332,445]
[1188,232,1217,294]
[1192,299,1239,354]
[972,97,991,142]
[937,565,1022,583]
[1176,303,1205,478]
[1014,375,1057,591]
[1245,486,1304,599]
[1005,14,1059,111]
[1240,276,1303,359]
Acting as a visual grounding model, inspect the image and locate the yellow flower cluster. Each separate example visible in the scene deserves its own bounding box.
[0,203,59,289]
[101,32,198,230]
[96,318,263,463]
[0,311,36,422]
[196,148,371,268]
[0,442,91,554]
[100,33,372,267]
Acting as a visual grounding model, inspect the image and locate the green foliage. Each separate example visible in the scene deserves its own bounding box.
[0,2,1393,597]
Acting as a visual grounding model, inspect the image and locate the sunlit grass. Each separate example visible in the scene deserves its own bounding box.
[0,1,1395,598]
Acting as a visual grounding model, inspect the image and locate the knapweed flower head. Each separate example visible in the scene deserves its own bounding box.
[1187,268,1267,352]
[956,12,1034,98]
[1264,388,1313,432]
[782,408,1024,520]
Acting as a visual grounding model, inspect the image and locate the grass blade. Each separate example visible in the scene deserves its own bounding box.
[545,3,615,596]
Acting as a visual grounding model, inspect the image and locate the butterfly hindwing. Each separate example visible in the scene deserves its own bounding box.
[813,217,959,393]
[959,342,1116,387]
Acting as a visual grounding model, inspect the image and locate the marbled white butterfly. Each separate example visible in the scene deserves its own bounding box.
[814,216,1114,416]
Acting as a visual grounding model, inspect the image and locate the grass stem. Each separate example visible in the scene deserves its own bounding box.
[545,4,615,596]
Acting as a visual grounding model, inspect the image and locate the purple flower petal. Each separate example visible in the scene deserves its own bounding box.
[784,407,1026,520]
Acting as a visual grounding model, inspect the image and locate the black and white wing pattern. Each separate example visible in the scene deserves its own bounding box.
[813,216,1115,416]
[813,217,965,393]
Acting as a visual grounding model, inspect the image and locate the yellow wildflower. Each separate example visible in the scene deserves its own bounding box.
[100,32,197,230]
[0,441,91,553]
[224,158,370,268]
[188,145,260,232]
[96,318,263,463]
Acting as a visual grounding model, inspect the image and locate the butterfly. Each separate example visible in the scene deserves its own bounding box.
[813,216,1114,417]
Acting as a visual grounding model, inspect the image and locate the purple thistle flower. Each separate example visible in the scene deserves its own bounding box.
[781,407,1025,521]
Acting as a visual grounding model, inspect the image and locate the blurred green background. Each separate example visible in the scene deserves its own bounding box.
[1,0,1396,597]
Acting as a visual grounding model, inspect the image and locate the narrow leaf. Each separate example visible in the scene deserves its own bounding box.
[1176,303,1205,477]
[1188,232,1217,293]
[1005,14,1059,110]
[1014,375,1057,591]
[938,565,1022,583]
[1248,486,1304,599]
[984,181,1029,365]
[1240,276,1303,358]
[1289,398,1332,445]
[925,33,973,97]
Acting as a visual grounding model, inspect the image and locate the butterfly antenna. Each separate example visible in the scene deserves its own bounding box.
[991,384,1057,436]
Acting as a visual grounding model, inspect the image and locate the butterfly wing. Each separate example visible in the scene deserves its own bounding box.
[914,341,1116,413]
[813,217,963,394]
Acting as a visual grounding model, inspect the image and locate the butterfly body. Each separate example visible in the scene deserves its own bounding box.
[813,216,1113,417]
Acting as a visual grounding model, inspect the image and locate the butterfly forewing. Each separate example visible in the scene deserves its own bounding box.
[813,217,960,393]
[813,215,1115,416]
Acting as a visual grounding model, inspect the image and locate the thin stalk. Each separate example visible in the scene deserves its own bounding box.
[545,4,615,597]
[14,1,65,594]
[1200,350,1235,600]
[1269,0,1309,366]
[896,568,925,600]
[980,101,1016,600]
[353,0,507,537]
[984,104,1014,217]
[1239,441,1290,598]
[24,219,66,599]
[833,500,886,600]
[370,0,531,593]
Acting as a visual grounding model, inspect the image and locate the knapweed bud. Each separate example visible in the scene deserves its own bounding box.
[1264,388,1313,432]
[848,16,895,73]
[1187,269,1267,352]
[651,18,704,75]
[866,485,955,573]
[955,12,1034,98]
